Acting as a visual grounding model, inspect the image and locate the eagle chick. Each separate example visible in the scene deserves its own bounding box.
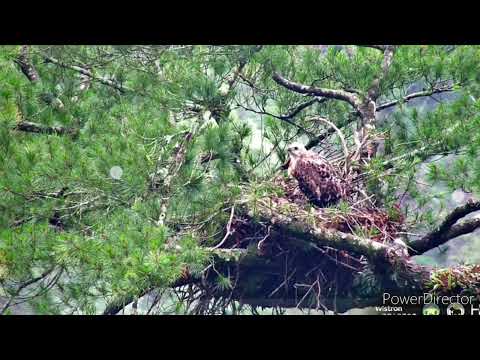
[287,143,347,207]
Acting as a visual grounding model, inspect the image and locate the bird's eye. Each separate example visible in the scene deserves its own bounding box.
[294,147,298,150]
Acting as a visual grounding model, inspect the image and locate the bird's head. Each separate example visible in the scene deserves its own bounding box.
[287,143,307,159]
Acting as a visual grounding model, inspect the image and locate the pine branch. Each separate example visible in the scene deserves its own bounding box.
[102,247,247,315]
[305,126,337,149]
[42,55,131,94]
[236,102,315,136]
[279,98,327,120]
[272,72,362,110]
[359,45,387,52]
[236,97,323,122]
[0,267,55,315]
[224,45,264,94]
[409,201,480,254]
[378,122,463,170]
[14,45,40,82]
[367,45,396,101]
[14,121,78,137]
[433,200,480,233]
[377,86,456,111]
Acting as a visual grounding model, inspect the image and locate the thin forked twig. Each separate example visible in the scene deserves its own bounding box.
[212,206,235,249]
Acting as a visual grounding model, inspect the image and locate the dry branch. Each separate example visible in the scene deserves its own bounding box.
[410,201,480,254]
[14,121,78,137]
[377,86,456,111]
[359,45,387,52]
[272,72,362,110]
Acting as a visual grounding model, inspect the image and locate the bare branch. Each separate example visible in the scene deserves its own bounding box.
[14,121,78,137]
[434,200,480,232]
[237,96,324,123]
[409,201,480,254]
[272,72,361,110]
[212,206,236,249]
[411,219,480,255]
[359,45,387,52]
[236,102,315,136]
[280,98,326,120]
[377,86,456,111]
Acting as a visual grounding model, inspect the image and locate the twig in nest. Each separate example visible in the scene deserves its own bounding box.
[307,242,360,272]
[212,206,235,249]
[295,277,324,311]
[257,225,272,251]
[269,268,297,297]
[321,250,360,272]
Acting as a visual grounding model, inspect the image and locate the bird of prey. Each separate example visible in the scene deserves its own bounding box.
[287,143,348,207]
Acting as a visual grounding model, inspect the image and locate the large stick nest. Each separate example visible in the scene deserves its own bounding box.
[260,175,405,244]
[190,174,408,312]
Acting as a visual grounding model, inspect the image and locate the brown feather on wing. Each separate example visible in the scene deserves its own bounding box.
[292,157,343,207]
